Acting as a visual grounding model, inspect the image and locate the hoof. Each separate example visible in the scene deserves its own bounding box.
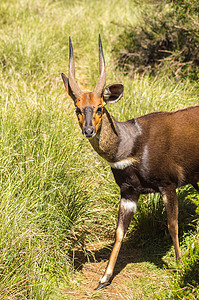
[94,281,110,290]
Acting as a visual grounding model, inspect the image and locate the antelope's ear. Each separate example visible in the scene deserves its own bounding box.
[103,84,124,104]
[61,73,76,101]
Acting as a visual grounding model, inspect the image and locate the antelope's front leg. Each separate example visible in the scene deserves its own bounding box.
[95,191,139,290]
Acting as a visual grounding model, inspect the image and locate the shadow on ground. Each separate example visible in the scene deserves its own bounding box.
[70,187,198,284]
[71,234,171,276]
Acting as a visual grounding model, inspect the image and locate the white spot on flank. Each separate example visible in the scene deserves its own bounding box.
[141,144,149,175]
[135,119,142,134]
[108,157,138,170]
[142,144,149,163]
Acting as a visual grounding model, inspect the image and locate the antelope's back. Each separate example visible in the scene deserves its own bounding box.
[137,105,199,187]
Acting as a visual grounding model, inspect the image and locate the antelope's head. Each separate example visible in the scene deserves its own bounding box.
[61,35,124,138]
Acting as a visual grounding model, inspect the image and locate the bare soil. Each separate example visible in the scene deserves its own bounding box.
[62,239,173,299]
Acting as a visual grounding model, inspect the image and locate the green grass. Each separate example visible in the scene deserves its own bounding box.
[0,0,198,298]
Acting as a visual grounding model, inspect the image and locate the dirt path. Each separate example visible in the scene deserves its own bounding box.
[62,240,174,299]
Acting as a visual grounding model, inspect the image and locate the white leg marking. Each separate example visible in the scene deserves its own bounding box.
[121,199,137,213]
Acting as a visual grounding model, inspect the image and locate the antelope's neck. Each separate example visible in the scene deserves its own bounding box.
[89,109,119,161]
[89,109,140,166]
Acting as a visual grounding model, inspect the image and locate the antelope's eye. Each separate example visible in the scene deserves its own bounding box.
[75,107,81,115]
[96,106,103,114]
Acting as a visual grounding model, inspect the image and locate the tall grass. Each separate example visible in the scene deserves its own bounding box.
[0,0,198,298]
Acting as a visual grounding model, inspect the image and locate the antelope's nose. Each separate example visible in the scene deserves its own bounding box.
[83,127,95,138]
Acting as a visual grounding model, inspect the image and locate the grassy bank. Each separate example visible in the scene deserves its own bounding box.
[0,0,198,298]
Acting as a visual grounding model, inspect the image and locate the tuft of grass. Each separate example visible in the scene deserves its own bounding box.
[168,231,199,299]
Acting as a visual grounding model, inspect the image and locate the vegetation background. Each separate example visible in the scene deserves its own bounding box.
[0,0,198,299]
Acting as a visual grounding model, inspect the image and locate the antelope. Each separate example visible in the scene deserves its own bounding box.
[61,35,199,290]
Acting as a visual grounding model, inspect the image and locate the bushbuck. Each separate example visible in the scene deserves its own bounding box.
[61,35,199,290]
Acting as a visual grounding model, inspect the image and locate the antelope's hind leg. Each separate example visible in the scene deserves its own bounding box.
[162,187,181,261]
[95,191,139,290]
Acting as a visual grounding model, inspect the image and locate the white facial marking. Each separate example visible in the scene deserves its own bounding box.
[121,199,137,213]
[108,157,138,170]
